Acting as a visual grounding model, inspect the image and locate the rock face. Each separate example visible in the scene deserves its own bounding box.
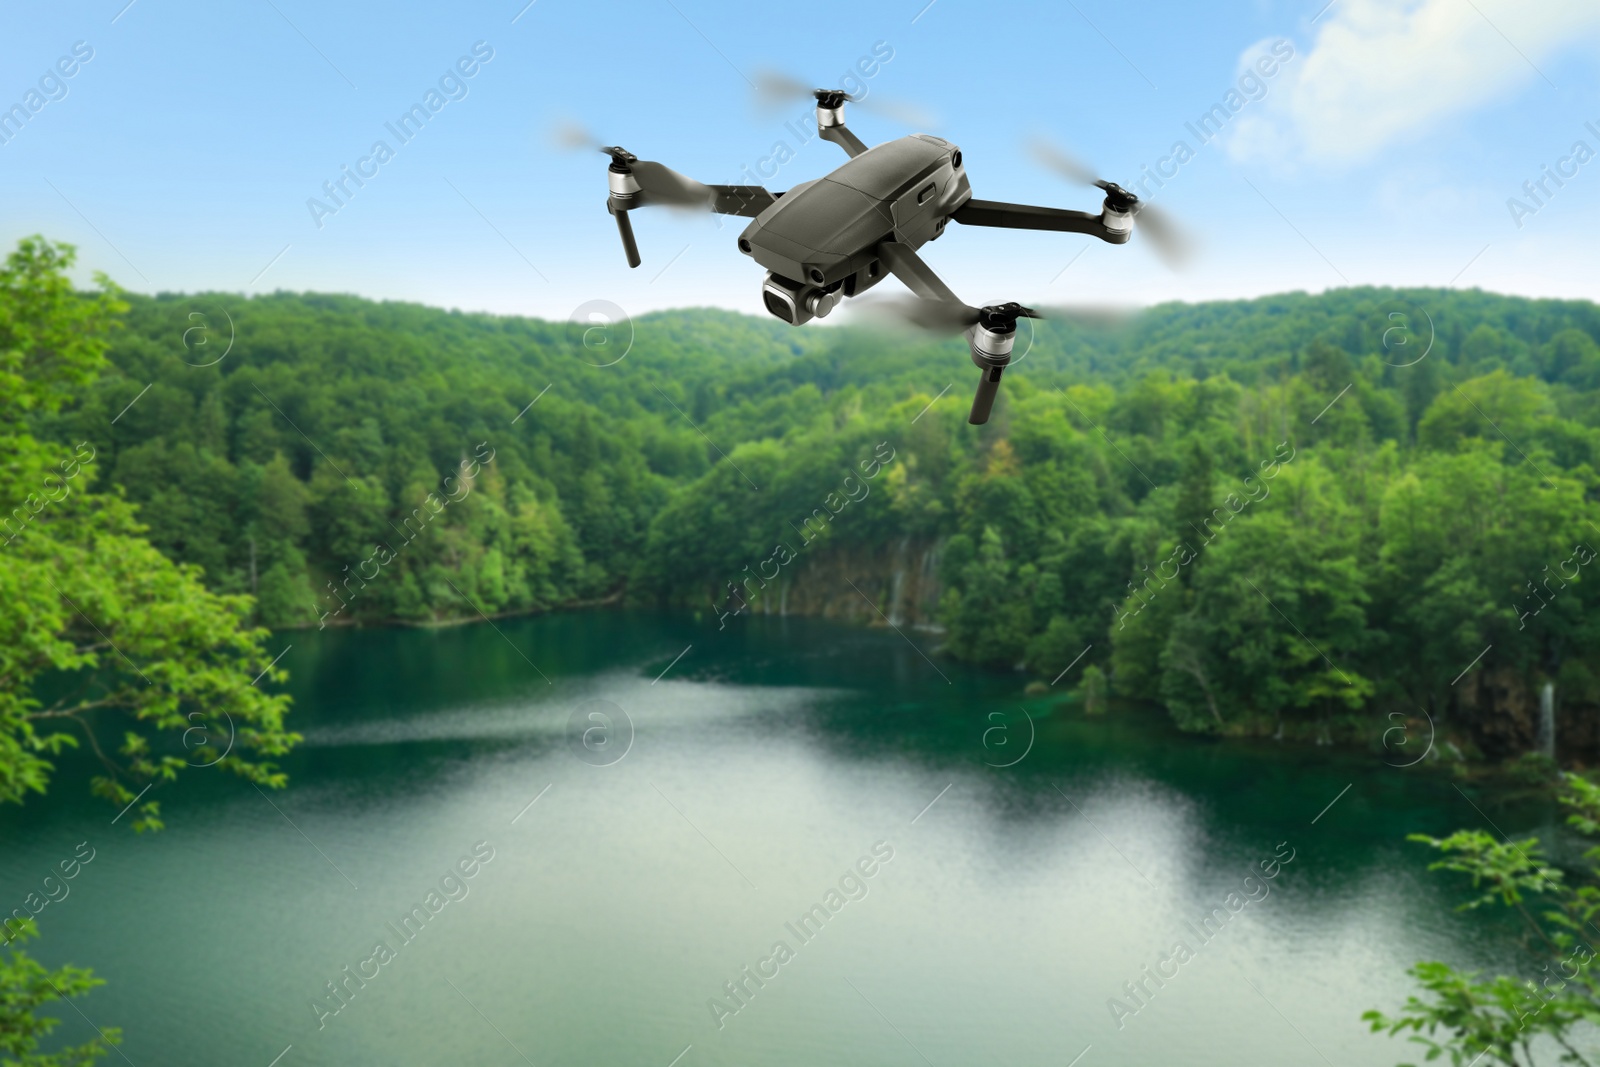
[1451,667,1600,764]
[716,545,1600,768]
[1558,698,1600,766]
[738,537,944,629]
[1456,667,1539,760]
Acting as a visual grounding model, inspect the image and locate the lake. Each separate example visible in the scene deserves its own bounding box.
[0,610,1556,1066]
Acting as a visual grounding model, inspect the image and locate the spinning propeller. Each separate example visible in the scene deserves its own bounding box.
[858,298,1036,425]
[858,296,1136,424]
[559,125,721,211]
[555,123,728,266]
[1028,138,1195,269]
[752,70,938,129]
[600,147,719,209]
[869,296,1038,334]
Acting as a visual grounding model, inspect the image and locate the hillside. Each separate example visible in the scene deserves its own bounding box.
[33,286,1600,759]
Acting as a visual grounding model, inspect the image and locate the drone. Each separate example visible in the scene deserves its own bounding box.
[594,87,1179,424]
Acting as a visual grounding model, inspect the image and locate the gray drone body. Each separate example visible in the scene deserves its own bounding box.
[598,91,1142,424]
[741,133,968,325]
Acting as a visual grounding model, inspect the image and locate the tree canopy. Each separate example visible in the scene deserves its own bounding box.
[27,274,1600,755]
[2,238,299,1064]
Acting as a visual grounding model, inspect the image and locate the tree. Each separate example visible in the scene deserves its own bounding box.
[940,526,1033,666]
[1366,775,1600,1066]
[1172,438,1215,560]
[1146,463,1375,738]
[0,922,119,1067]
[1079,664,1108,715]
[0,237,299,1062]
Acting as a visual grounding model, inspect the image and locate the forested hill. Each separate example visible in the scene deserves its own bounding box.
[33,286,1600,757]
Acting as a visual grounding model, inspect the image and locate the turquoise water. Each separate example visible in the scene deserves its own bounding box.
[0,611,1554,1065]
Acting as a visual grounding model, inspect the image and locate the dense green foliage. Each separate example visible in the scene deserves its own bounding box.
[1369,775,1600,1065]
[39,293,828,629]
[2,238,298,1063]
[0,922,117,1067]
[32,275,1600,748]
[2,239,296,827]
[12,238,1600,1061]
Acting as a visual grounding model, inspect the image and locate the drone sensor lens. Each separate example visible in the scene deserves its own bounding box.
[808,268,825,283]
[763,289,795,324]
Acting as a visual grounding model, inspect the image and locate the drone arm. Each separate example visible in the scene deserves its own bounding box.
[950,198,1130,243]
[606,177,777,268]
[623,185,777,217]
[820,124,869,158]
[815,96,869,158]
[876,241,1009,426]
[876,240,968,306]
[706,185,779,217]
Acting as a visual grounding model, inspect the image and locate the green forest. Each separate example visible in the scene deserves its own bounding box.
[10,236,1600,1065]
[15,257,1600,761]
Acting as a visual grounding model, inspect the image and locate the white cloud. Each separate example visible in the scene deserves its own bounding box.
[1228,0,1600,165]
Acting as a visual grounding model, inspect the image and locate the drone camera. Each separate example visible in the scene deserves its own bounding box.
[761,272,839,326]
[761,273,808,325]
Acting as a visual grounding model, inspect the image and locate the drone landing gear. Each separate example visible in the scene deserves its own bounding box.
[876,242,1037,425]
[969,323,1014,426]
[608,200,641,268]
[963,304,1042,423]
[605,150,644,268]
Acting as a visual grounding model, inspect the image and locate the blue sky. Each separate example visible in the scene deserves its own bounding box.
[2,0,1598,322]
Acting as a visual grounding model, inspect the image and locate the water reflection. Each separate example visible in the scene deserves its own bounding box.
[0,610,1555,1066]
